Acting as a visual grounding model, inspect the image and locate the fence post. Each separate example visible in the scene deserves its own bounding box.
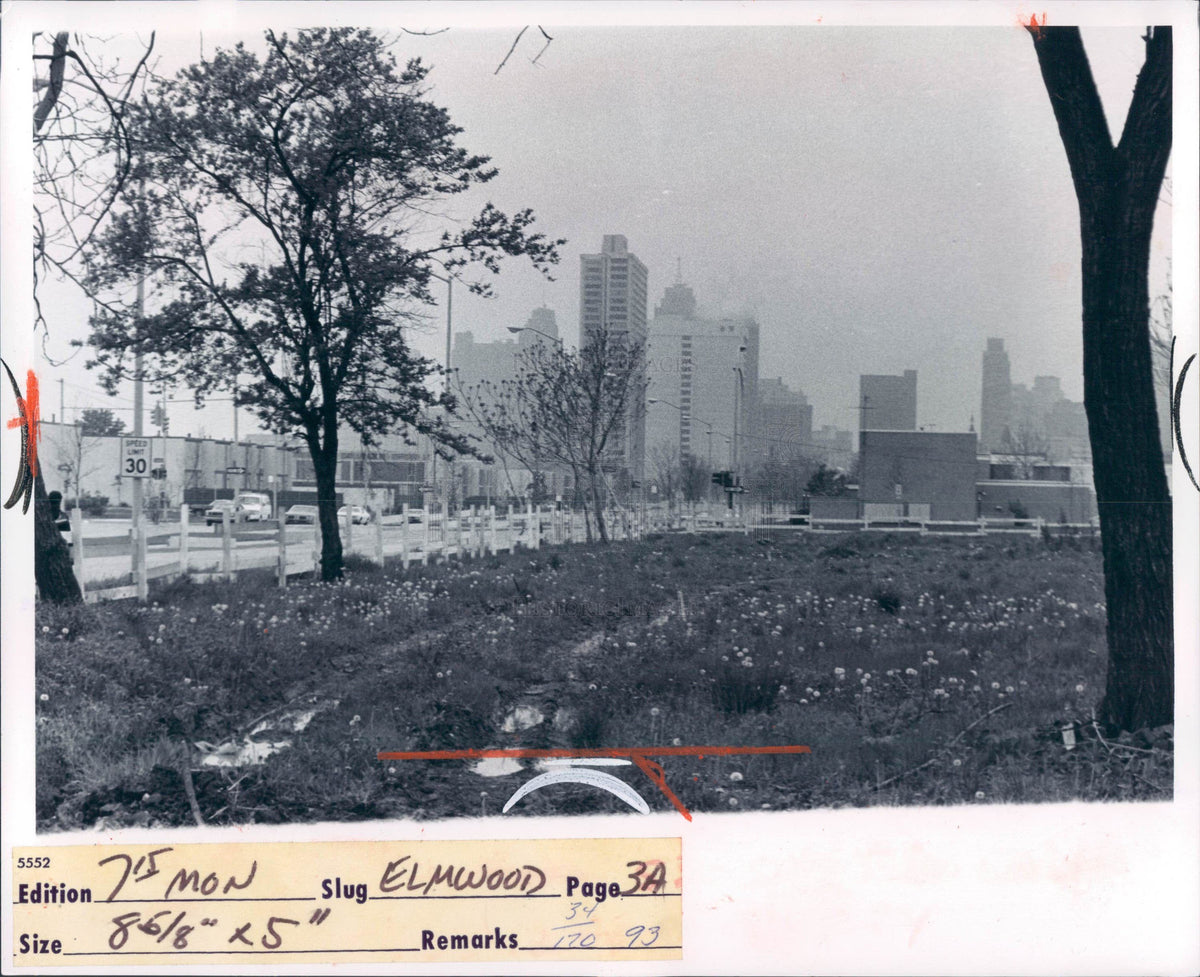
[422,503,430,564]
[312,517,321,578]
[487,505,497,555]
[374,512,384,565]
[343,506,353,556]
[400,504,410,569]
[222,507,234,582]
[528,502,538,550]
[70,508,86,600]
[133,517,149,600]
[179,504,190,578]
[277,514,288,588]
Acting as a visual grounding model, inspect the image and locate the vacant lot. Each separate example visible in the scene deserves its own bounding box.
[35,530,1171,830]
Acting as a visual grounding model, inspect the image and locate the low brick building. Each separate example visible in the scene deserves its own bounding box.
[859,430,979,521]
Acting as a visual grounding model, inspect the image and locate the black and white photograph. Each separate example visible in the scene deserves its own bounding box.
[3,1,1198,973]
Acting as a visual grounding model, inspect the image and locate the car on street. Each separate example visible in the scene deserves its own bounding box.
[285,504,318,525]
[338,504,372,525]
[205,499,238,526]
[234,491,272,521]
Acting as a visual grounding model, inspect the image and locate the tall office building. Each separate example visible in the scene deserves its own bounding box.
[859,370,918,434]
[645,282,759,471]
[755,378,813,463]
[517,306,559,349]
[980,338,1013,452]
[580,236,649,484]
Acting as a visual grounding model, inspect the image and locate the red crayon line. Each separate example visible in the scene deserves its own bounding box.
[5,368,40,478]
[377,745,811,760]
[376,745,811,821]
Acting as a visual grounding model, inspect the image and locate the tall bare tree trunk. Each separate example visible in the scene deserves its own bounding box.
[1029,25,1173,731]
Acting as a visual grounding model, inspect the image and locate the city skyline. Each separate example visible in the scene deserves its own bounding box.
[21,19,1171,451]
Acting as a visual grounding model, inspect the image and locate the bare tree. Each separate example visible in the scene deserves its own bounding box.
[997,422,1053,479]
[648,440,681,514]
[458,327,646,543]
[34,31,156,330]
[678,452,711,505]
[1027,23,1172,731]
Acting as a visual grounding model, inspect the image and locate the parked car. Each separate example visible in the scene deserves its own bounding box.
[234,491,272,521]
[205,499,238,526]
[338,505,372,525]
[285,504,319,525]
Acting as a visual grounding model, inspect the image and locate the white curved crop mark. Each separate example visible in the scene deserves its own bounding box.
[502,768,650,815]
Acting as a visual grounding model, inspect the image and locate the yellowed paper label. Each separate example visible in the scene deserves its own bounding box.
[12,838,682,965]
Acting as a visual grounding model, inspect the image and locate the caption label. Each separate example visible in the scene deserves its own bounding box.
[12,838,681,965]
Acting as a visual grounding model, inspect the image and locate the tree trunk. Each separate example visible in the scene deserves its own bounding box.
[310,445,344,581]
[34,469,83,604]
[1082,179,1173,731]
[589,468,609,543]
[1029,26,1173,731]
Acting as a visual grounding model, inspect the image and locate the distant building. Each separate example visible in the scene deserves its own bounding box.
[859,370,917,434]
[979,339,1092,464]
[859,430,978,521]
[980,337,1013,452]
[580,235,649,484]
[754,377,813,463]
[450,308,570,504]
[39,421,300,510]
[645,281,759,472]
[452,331,520,392]
[809,424,855,470]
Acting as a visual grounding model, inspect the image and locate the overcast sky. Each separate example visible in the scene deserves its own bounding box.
[23,10,1174,446]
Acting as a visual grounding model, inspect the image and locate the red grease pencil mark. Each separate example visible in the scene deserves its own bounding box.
[377,745,813,820]
[2,361,40,514]
[1021,11,1047,40]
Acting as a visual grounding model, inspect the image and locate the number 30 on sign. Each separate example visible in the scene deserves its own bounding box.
[121,438,151,478]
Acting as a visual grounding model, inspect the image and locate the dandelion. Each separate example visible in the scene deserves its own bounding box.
[991,682,1001,690]
[350,715,361,726]
[672,737,682,746]
[1005,686,1015,694]
[728,797,739,807]
[1075,684,1085,693]
[650,707,661,717]
[975,791,986,800]
[61,627,69,635]
[952,758,962,767]
[388,767,396,775]
[41,626,49,634]
[39,693,49,702]
[729,771,744,782]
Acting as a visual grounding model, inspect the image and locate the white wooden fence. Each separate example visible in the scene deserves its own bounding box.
[72,502,675,603]
[69,498,1097,603]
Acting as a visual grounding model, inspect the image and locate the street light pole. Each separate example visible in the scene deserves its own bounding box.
[428,271,453,506]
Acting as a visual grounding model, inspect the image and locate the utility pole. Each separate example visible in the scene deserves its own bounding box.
[133,262,147,601]
[59,378,65,426]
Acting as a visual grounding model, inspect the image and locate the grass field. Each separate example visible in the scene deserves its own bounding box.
[35,531,1172,830]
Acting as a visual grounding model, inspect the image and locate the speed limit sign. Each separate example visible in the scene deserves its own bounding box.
[121,438,151,478]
